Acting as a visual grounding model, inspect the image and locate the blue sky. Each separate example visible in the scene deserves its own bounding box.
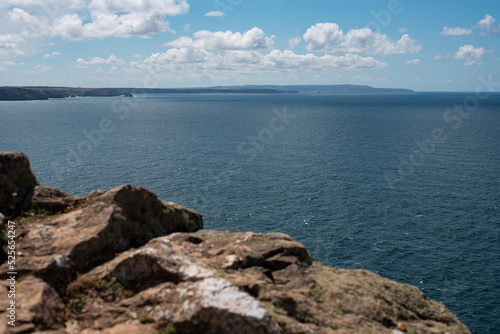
[0,0,499,91]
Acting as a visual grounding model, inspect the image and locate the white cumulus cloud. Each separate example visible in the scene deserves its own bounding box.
[303,23,422,55]
[256,50,386,71]
[3,61,16,66]
[3,60,26,66]
[51,12,175,41]
[453,45,486,66]
[35,65,51,72]
[164,27,275,50]
[134,48,386,73]
[8,7,44,31]
[142,48,211,67]
[439,26,472,36]
[477,14,500,35]
[0,0,86,10]
[44,51,61,58]
[303,23,344,52]
[0,33,23,50]
[1,0,188,48]
[404,59,421,66]
[204,11,226,17]
[88,0,189,16]
[76,54,125,67]
[288,37,302,49]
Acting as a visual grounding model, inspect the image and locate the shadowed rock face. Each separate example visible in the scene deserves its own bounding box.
[0,152,471,334]
[31,186,81,214]
[0,152,38,218]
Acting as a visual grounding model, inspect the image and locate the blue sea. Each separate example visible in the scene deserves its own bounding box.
[1,93,499,333]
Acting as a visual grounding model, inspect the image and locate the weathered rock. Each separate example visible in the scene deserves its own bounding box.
[0,152,38,218]
[0,185,203,285]
[122,278,278,334]
[63,231,469,334]
[0,277,65,334]
[17,276,65,330]
[68,231,311,292]
[31,186,81,214]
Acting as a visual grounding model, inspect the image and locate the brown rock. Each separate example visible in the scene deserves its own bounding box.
[119,278,278,334]
[0,185,203,286]
[0,152,38,218]
[100,323,157,334]
[31,186,81,214]
[16,276,65,330]
[0,277,65,334]
[63,231,470,334]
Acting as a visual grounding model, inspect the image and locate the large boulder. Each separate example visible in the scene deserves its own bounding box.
[0,151,38,218]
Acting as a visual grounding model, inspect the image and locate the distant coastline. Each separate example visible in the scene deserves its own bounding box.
[0,85,414,101]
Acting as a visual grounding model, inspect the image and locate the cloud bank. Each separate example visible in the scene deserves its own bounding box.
[303,23,422,55]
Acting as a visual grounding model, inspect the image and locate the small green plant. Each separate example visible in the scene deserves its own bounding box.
[158,324,177,334]
[68,297,85,314]
[100,277,124,292]
[97,277,133,300]
[16,202,51,225]
[138,313,154,324]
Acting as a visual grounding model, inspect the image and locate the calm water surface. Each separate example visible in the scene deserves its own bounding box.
[1,93,499,333]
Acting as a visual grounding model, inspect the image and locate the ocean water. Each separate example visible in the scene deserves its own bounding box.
[1,93,499,333]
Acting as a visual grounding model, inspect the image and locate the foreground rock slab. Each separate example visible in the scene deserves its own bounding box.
[57,231,467,334]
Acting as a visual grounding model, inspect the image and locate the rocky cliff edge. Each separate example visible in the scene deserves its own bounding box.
[0,152,470,334]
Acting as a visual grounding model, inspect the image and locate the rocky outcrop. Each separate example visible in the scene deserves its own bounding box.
[0,152,471,334]
[0,184,203,287]
[30,186,81,214]
[0,152,38,218]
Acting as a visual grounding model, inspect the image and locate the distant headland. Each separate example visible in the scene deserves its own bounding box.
[0,85,414,101]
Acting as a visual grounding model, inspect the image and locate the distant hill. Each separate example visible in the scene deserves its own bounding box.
[0,87,50,101]
[210,84,414,94]
[0,86,296,101]
[0,84,413,101]
[126,87,298,94]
